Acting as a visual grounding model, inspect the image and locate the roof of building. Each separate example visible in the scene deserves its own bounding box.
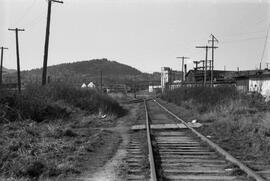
[186,69,270,80]
[234,69,270,79]
[186,70,236,78]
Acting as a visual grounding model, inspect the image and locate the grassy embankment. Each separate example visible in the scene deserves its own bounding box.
[161,86,270,168]
[0,83,125,181]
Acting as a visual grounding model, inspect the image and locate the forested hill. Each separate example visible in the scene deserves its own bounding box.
[4,59,160,86]
[2,67,16,74]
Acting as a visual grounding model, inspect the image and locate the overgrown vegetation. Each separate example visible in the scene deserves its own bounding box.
[0,82,125,123]
[161,86,270,168]
[0,83,125,180]
[161,86,269,113]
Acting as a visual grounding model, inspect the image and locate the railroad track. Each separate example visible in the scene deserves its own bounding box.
[126,99,269,181]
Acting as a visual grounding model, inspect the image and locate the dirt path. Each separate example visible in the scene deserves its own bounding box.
[76,104,138,181]
[82,126,129,181]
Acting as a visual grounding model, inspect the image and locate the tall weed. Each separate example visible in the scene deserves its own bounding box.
[0,82,125,123]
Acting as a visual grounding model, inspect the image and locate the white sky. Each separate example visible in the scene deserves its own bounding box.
[0,0,270,73]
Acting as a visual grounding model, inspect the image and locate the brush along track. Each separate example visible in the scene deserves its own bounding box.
[147,99,268,181]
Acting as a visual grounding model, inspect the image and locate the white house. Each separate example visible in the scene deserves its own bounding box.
[88,82,96,88]
[81,83,87,88]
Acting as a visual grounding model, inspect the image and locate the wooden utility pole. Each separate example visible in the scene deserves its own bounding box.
[193,61,200,70]
[208,34,218,87]
[196,45,218,87]
[176,56,189,82]
[196,46,208,87]
[0,47,8,85]
[266,62,270,69]
[100,70,103,94]
[42,0,63,85]
[8,28,25,92]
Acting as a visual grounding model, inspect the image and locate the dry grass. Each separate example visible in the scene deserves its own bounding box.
[0,83,125,180]
[160,87,270,166]
[199,112,270,164]
[0,119,90,179]
[0,116,121,180]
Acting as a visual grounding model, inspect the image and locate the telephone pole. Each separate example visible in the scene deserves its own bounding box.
[8,28,25,92]
[42,0,64,85]
[208,34,218,87]
[0,47,8,85]
[100,70,103,94]
[196,45,217,87]
[176,56,189,82]
[266,62,270,69]
[193,61,200,70]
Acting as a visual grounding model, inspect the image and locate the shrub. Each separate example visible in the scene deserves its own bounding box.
[25,161,46,178]
[161,86,239,112]
[45,82,125,116]
[63,129,77,137]
[0,82,125,123]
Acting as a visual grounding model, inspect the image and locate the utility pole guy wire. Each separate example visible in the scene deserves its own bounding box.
[260,23,270,68]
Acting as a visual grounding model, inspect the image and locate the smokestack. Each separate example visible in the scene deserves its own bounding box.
[184,64,187,81]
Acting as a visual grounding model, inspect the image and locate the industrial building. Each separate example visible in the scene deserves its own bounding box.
[160,62,270,100]
[161,67,182,92]
[185,70,235,86]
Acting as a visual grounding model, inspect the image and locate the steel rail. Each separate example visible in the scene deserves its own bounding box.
[153,99,266,181]
[144,99,158,181]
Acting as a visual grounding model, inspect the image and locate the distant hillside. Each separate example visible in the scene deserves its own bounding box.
[2,67,16,74]
[4,59,160,86]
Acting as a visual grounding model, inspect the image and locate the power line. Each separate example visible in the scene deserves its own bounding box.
[254,16,270,25]
[24,13,46,29]
[16,0,38,27]
[221,30,266,38]
[260,23,270,68]
[220,36,266,43]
